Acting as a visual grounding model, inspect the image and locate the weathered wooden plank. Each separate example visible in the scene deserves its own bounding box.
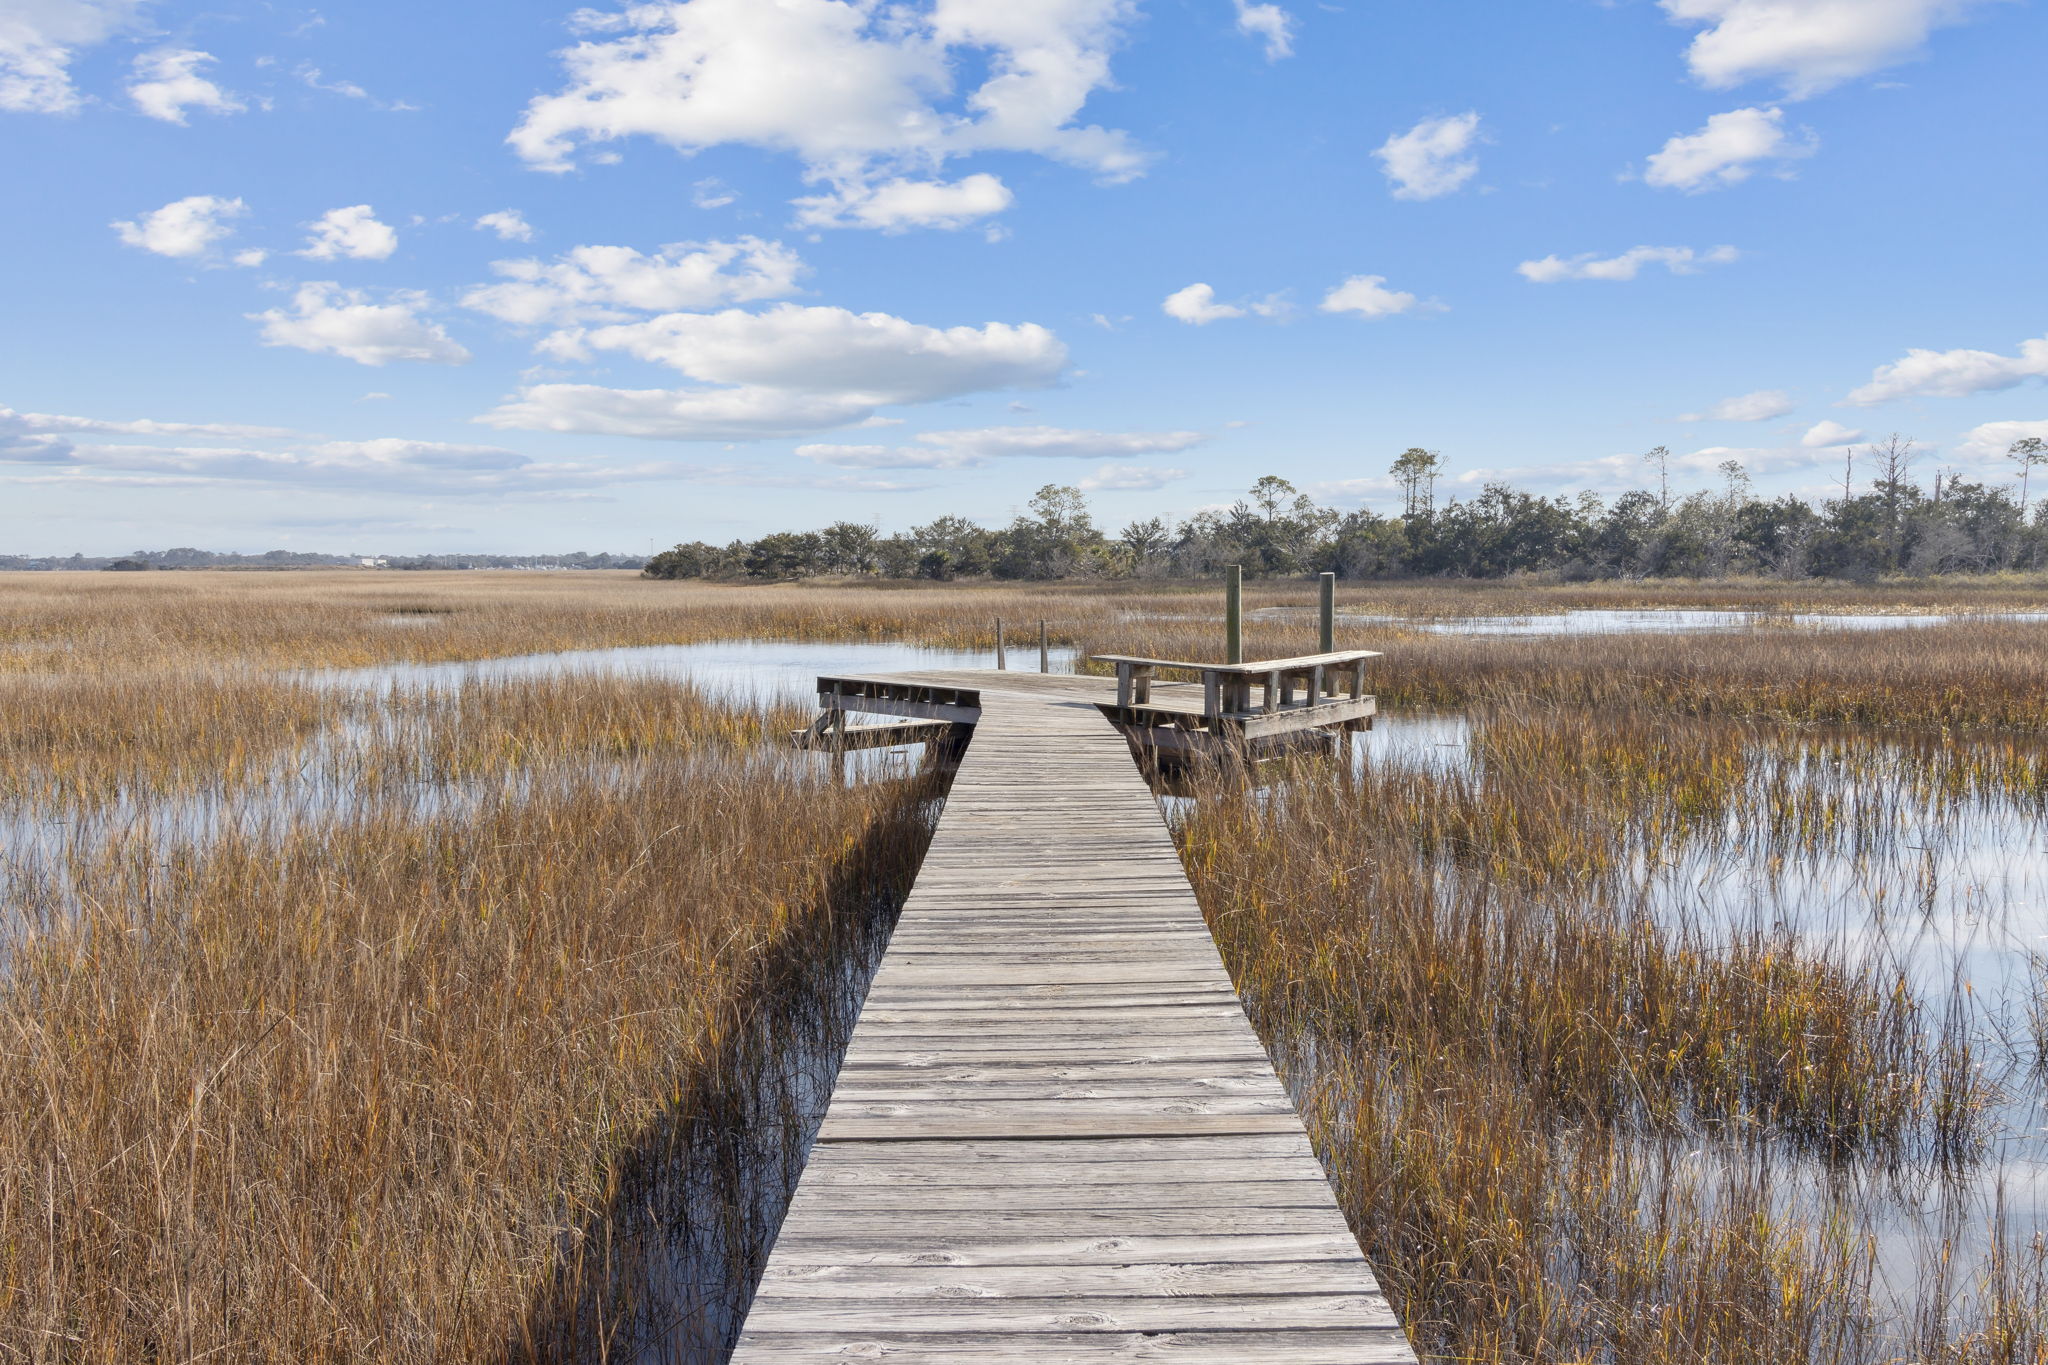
[754,1259,1375,1298]
[814,1115,1309,1142]
[782,1179,1347,1212]
[731,1328,1417,1363]
[733,1292,1393,1333]
[755,1231,1365,1267]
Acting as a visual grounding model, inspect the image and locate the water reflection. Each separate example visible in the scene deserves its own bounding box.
[304,639,1076,694]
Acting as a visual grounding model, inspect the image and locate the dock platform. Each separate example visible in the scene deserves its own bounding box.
[732,674,1414,1363]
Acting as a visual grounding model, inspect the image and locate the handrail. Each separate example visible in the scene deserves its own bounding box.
[1092,649,1381,676]
[1093,650,1381,720]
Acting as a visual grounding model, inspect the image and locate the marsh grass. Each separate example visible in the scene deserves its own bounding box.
[1170,693,2047,1362]
[0,665,938,1362]
[7,572,2048,1362]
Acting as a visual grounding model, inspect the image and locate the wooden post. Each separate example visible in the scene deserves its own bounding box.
[1225,564,1243,665]
[1318,571,1335,656]
[1039,620,1049,673]
[995,617,1006,670]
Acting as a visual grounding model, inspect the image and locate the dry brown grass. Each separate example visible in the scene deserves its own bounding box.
[0,663,936,1362]
[1171,693,2044,1362]
[5,571,2048,1362]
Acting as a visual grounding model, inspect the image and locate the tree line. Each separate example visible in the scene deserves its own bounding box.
[645,437,2048,583]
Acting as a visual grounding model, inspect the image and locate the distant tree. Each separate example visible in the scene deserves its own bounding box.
[743,531,824,580]
[874,533,921,578]
[1389,447,1444,517]
[2009,436,2048,515]
[642,541,729,579]
[1327,510,1408,578]
[911,515,997,576]
[1869,433,1919,570]
[1643,445,1671,517]
[818,520,881,575]
[1589,491,1661,577]
[1118,517,1170,576]
[1000,485,1103,579]
[1734,497,1820,578]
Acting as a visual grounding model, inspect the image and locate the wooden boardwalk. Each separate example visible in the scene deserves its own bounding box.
[730,677,1415,1363]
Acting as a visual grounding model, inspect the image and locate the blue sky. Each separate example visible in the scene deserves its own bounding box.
[3,0,2045,555]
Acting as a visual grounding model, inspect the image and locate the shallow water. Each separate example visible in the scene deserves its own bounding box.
[1250,605,2048,638]
[5,641,1011,913]
[305,638,1077,696]
[1329,709,2048,1341]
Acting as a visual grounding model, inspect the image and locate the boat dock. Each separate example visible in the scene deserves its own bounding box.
[730,660,1415,1362]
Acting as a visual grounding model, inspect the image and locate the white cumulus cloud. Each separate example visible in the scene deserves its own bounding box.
[1163,283,1244,325]
[1679,389,1794,421]
[1,0,151,114]
[1232,0,1294,60]
[1845,335,2048,406]
[474,209,533,242]
[1644,106,1815,192]
[1519,244,1739,283]
[1662,0,1988,98]
[1955,419,2048,467]
[1319,275,1419,319]
[481,303,1068,441]
[1373,112,1482,200]
[1079,462,1188,492]
[464,237,804,326]
[1802,419,1864,446]
[298,204,399,261]
[251,282,471,367]
[126,47,242,123]
[792,173,1014,231]
[112,194,247,258]
[508,0,1145,230]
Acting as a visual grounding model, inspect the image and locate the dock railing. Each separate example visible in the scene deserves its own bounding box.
[1092,648,1382,721]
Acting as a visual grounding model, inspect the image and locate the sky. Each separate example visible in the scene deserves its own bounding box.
[2,0,2046,556]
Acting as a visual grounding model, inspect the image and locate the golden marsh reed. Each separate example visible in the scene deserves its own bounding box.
[0,629,938,1360]
[1173,696,2048,1362]
[3,570,2048,1361]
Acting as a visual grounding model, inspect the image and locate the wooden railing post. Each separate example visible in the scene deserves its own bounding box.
[995,617,1006,670]
[1225,565,1243,666]
[1319,571,1335,655]
[1039,620,1049,674]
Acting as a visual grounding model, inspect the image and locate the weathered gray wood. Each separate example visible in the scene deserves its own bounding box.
[731,1329,1418,1362]
[756,1259,1373,1296]
[729,678,1415,1364]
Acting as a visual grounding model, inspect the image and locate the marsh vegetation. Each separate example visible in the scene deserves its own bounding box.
[2,569,2045,1362]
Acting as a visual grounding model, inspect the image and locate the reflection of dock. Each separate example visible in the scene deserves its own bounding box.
[734,665,1414,1363]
